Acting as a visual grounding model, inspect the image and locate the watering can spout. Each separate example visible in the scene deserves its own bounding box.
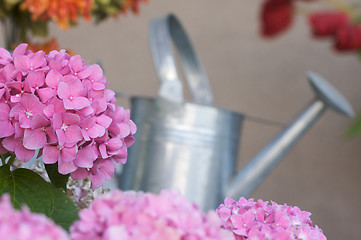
[226,71,354,200]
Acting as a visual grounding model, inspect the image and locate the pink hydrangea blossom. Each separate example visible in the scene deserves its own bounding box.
[217,197,327,240]
[70,190,234,240]
[0,43,136,188]
[0,194,69,240]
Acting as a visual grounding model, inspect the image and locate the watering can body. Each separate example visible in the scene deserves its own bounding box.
[118,14,354,211]
[119,97,242,210]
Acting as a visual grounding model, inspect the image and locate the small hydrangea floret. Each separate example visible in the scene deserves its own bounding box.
[0,194,69,240]
[0,44,136,188]
[217,197,327,240]
[70,189,234,240]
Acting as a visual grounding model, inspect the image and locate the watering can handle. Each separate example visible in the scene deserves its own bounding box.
[149,14,214,105]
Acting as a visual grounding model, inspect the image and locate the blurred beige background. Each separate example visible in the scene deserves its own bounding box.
[21,0,361,239]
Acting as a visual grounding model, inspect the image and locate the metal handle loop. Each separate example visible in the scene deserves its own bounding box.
[149,14,213,105]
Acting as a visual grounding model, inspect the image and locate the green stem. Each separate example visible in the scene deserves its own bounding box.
[0,155,5,166]
[6,155,16,167]
[324,0,359,20]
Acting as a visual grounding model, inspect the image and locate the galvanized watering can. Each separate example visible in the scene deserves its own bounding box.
[118,14,354,211]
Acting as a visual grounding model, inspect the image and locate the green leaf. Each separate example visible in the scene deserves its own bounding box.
[45,163,70,191]
[4,0,22,10]
[49,184,79,230]
[346,111,361,138]
[0,166,53,215]
[5,0,22,5]
[0,166,78,230]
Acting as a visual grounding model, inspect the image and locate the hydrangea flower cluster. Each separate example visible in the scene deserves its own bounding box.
[70,190,234,240]
[217,197,327,240]
[0,194,69,240]
[0,43,136,188]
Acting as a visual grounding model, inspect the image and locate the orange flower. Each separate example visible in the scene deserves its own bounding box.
[21,0,50,21]
[27,38,75,55]
[21,0,92,30]
[121,0,148,14]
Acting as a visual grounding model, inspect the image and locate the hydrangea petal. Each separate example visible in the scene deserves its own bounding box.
[58,81,70,99]
[23,129,46,150]
[30,51,46,69]
[69,55,84,73]
[0,48,12,65]
[106,138,123,154]
[74,146,94,168]
[98,159,116,180]
[81,129,90,141]
[61,146,77,163]
[89,170,105,189]
[45,70,64,88]
[0,121,14,138]
[30,114,49,129]
[92,82,105,91]
[58,158,77,174]
[96,114,112,128]
[42,145,60,164]
[12,43,28,57]
[15,143,35,162]
[2,136,17,152]
[129,120,137,134]
[63,112,80,125]
[26,71,45,88]
[56,129,66,146]
[0,103,10,120]
[14,55,30,72]
[37,87,55,103]
[70,168,89,180]
[88,124,105,139]
[65,125,83,144]
[21,94,44,114]
[68,79,85,96]
[72,97,90,110]
[52,113,63,129]
[118,122,131,138]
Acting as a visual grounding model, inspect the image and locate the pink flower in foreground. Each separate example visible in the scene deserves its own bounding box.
[217,197,327,240]
[0,194,69,240]
[70,190,234,240]
[0,43,136,188]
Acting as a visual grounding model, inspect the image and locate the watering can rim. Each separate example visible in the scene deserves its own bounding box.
[129,95,245,117]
